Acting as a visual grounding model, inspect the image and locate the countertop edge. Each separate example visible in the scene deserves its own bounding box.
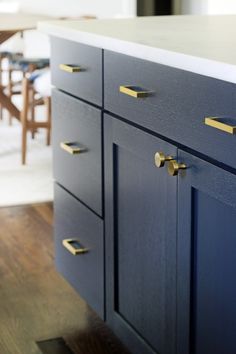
[38,21,236,84]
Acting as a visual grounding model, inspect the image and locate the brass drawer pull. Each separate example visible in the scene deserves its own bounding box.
[62,239,89,255]
[168,160,187,176]
[120,85,153,98]
[60,142,86,155]
[155,152,174,168]
[205,117,236,134]
[59,64,81,73]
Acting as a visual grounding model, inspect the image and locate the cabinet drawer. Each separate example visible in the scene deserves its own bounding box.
[52,89,102,216]
[54,183,104,318]
[104,50,236,169]
[51,37,102,106]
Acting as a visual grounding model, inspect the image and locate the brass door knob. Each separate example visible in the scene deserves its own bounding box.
[155,152,174,168]
[168,160,187,176]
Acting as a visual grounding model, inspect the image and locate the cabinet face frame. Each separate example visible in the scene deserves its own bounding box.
[177,150,236,354]
[104,114,178,354]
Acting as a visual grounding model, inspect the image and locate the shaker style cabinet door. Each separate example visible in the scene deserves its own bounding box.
[104,115,177,354]
[177,151,236,354]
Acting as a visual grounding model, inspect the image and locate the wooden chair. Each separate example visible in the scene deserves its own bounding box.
[7,56,50,125]
[21,76,51,165]
[0,52,7,119]
[0,51,23,120]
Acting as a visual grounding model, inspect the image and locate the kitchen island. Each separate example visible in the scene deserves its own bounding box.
[40,15,236,354]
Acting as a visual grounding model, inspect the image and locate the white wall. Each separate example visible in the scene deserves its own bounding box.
[178,0,236,14]
[207,0,236,14]
[178,0,208,14]
[18,0,136,18]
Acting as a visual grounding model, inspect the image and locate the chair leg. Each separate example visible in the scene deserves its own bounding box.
[7,68,13,126]
[21,78,29,165]
[0,55,3,120]
[22,121,27,165]
[30,86,36,139]
[45,96,51,146]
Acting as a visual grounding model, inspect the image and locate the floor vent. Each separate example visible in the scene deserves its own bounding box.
[36,337,74,354]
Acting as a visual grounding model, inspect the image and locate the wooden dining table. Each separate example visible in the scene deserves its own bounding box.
[0,13,52,120]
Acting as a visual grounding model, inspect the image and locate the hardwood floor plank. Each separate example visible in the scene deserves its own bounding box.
[0,203,129,354]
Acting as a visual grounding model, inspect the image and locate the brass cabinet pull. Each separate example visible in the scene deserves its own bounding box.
[62,239,89,256]
[155,152,174,168]
[60,142,86,155]
[168,160,187,176]
[59,64,81,73]
[205,117,236,134]
[119,85,153,98]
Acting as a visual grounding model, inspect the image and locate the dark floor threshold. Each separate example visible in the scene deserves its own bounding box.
[36,337,74,354]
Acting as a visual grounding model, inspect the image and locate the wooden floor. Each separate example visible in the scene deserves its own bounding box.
[0,203,129,354]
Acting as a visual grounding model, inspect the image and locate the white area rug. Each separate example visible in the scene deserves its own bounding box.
[0,114,53,207]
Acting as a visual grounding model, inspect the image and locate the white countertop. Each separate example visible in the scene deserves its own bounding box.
[39,15,236,84]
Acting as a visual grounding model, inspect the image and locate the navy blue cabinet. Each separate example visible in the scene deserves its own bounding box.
[177,151,236,354]
[104,115,177,354]
[104,115,236,354]
[50,36,236,354]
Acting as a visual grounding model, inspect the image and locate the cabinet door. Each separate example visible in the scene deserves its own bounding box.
[104,115,177,354]
[177,151,236,354]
